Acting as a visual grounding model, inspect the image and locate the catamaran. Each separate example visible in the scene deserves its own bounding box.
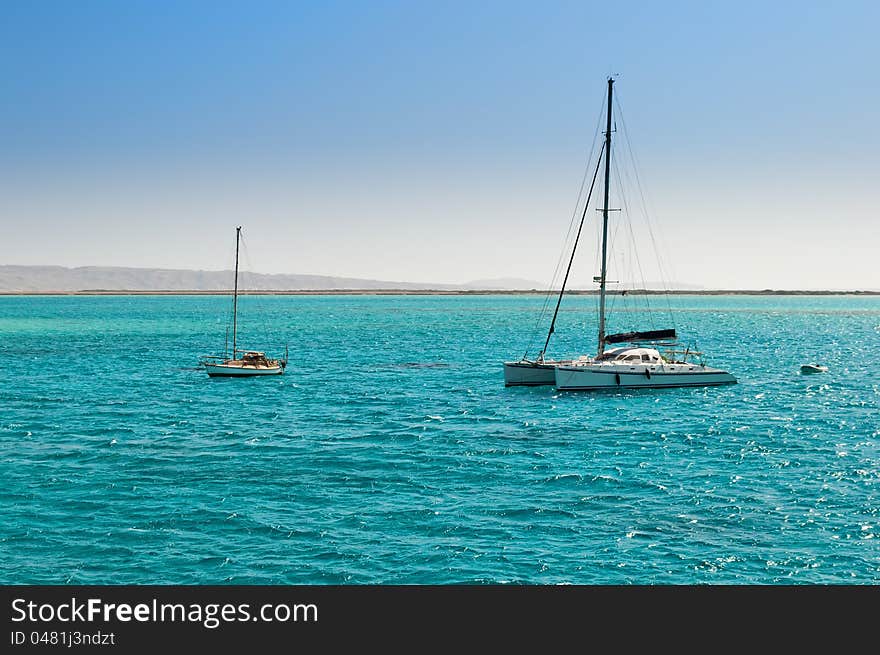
[505,78,736,391]
[200,226,287,377]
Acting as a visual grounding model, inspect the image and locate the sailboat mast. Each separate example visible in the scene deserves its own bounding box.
[232,226,241,358]
[597,77,613,357]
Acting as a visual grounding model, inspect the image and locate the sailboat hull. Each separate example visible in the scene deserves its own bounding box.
[205,363,284,377]
[554,363,736,391]
[504,361,569,386]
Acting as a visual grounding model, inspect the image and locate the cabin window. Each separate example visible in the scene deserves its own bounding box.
[624,354,640,361]
[641,354,651,361]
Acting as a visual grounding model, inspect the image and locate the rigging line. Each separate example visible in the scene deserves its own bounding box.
[522,86,608,360]
[222,229,237,356]
[527,89,606,355]
[239,233,279,353]
[602,190,624,323]
[238,232,253,350]
[237,232,266,352]
[613,154,655,329]
[537,140,606,361]
[613,150,652,312]
[593,184,603,331]
[614,94,676,329]
[605,156,647,327]
[527,153,594,355]
[603,206,631,325]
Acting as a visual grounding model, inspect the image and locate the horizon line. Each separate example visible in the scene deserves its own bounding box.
[2,289,878,297]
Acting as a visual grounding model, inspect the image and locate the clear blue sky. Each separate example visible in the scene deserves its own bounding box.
[1,1,878,289]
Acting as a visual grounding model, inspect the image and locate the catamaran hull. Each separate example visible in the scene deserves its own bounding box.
[205,364,284,377]
[554,365,736,391]
[503,361,565,386]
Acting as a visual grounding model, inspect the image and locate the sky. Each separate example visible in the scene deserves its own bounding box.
[1,0,878,290]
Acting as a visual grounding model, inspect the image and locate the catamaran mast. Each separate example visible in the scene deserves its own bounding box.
[597,77,613,357]
[232,226,241,358]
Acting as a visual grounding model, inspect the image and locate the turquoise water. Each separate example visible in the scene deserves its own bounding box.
[1,294,878,584]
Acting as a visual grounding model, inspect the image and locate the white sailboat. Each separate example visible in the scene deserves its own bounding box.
[555,78,735,391]
[506,78,736,391]
[200,226,287,377]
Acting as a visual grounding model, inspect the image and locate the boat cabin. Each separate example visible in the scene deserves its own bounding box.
[241,351,271,366]
[594,347,663,363]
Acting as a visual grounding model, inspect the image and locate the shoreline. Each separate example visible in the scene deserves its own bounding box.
[1,289,878,296]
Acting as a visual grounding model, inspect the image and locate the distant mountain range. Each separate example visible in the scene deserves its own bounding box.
[3,266,872,293]
[462,277,550,290]
[0,265,549,292]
